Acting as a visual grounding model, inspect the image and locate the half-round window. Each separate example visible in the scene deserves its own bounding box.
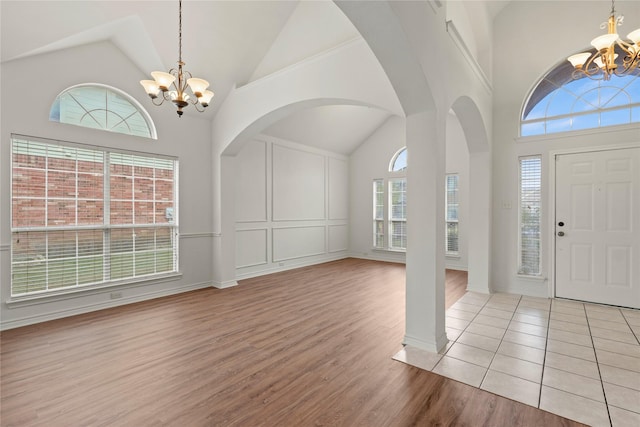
[50,84,157,139]
[389,147,407,172]
[521,59,640,137]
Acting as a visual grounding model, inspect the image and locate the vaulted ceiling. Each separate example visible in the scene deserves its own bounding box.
[0,1,508,154]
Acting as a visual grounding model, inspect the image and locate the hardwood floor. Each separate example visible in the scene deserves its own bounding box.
[0,258,584,426]
[445,268,468,310]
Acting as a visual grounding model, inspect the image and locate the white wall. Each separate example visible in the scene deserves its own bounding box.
[492,1,640,297]
[234,135,349,279]
[0,41,214,329]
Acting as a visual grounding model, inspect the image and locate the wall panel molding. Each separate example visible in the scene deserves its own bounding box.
[236,228,268,268]
[272,144,326,221]
[328,224,349,253]
[273,225,326,262]
[235,139,268,222]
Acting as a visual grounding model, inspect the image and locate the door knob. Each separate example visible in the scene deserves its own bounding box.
[557,231,565,237]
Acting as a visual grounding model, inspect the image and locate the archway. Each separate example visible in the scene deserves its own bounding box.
[450,96,492,295]
[212,0,446,353]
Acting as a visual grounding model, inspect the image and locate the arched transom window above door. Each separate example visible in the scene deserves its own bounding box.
[521,60,640,137]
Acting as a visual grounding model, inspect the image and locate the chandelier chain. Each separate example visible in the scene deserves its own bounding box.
[178,0,182,63]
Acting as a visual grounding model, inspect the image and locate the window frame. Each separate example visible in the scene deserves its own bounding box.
[389,147,408,172]
[520,58,640,137]
[388,177,407,251]
[373,179,385,249]
[10,135,179,299]
[372,147,408,253]
[517,155,542,277]
[50,83,158,140]
[445,173,459,256]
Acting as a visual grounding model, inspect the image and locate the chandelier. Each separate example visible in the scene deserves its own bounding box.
[140,0,213,117]
[567,0,640,80]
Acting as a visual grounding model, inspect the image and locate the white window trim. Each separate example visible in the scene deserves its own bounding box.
[388,177,407,251]
[10,135,179,298]
[51,83,158,140]
[445,173,459,256]
[373,179,385,249]
[517,155,542,277]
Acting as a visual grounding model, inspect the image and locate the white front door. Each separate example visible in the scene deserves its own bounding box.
[555,147,640,309]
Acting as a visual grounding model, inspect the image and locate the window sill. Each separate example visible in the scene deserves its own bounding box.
[5,272,183,308]
[516,274,546,282]
[372,248,406,254]
[446,253,460,259]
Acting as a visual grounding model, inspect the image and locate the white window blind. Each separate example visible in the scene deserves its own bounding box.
[518,156,542,276]
[446,174,459,254]
[389,178,407,250]
[373,179,385,248]
[11,137,178,296]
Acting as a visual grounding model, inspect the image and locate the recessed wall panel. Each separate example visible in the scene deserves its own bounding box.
[606,158,631,174]
[272,145,325,221]
[235,140,267,222]
[571,161,593,176]
[607,246,631,288]
[606,182,631,232]
[570,184,593,231]
[328,224,348,253]
[329,157,349,220]
[273,226,326,262]
[236,229,268,268]
[570,244,592,283]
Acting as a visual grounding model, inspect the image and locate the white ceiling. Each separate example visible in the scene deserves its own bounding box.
[0,1,505,155]
[264,105,391,155]
[1,0,393,154]
[0,0,298,119]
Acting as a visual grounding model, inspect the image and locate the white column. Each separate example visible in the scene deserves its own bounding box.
[467,151,492,294]
[212,154,238,289]
[403,111,448,353]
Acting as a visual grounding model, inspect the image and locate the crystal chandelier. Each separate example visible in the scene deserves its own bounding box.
[140,0,214,117]
[567,0,640,80]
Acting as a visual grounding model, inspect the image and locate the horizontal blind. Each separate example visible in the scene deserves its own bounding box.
[389,178,407,249]
[11,137,178,296]
[373,179,384,248]
[446,174,459,254]
[518,156,542,275]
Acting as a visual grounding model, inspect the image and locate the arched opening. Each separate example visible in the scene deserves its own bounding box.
[212,0,443,353]
[449,96,491,294]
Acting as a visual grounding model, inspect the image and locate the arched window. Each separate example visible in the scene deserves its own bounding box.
[50,84,157,139]
[374,147,408,251]
[521,60,640,137]
[389,147,407,171]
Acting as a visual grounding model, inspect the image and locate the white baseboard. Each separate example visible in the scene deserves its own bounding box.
[0,281,212,331]
[235,253,348,281]
[212,280,238,289]
[348,252,405,264]
[403,332,448,354]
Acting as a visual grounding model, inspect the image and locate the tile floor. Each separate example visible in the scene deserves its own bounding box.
[393,292,640,427]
